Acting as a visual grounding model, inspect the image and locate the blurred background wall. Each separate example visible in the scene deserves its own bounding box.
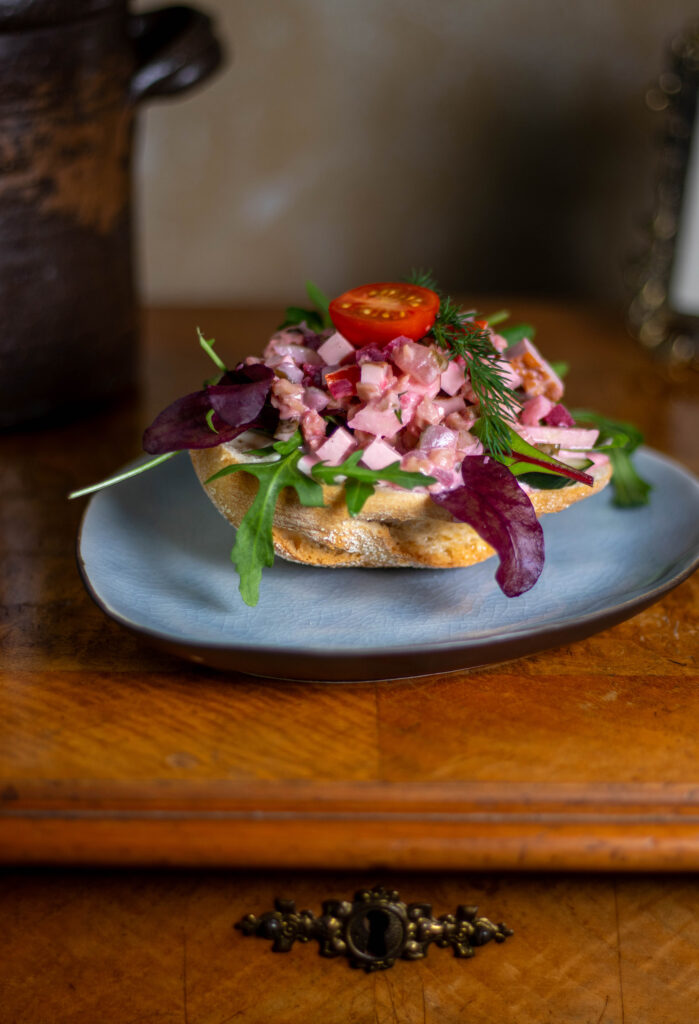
[134,0,698,307]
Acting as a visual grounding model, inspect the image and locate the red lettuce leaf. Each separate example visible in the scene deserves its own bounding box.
[431,455,545,597]
[207,364,274,427]
[142,392,246,453]
[142,364,276,454]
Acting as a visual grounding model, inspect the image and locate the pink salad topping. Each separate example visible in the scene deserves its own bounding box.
[255,326,602,493]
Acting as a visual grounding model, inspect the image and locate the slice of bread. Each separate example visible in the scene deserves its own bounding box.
[190,438,612,570]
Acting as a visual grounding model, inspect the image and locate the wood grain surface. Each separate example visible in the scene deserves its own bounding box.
[1,869,698,1023]
[1,303,698,870]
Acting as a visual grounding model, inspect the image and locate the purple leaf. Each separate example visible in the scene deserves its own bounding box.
[219,363,275,386]
[142,364,276,455]
[142,391,247,453]
[431,455,545,597]
[207,367,274,427]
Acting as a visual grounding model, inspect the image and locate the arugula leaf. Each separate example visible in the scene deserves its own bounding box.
[205,431,324,606]
[500,323,536,345]
[305,280,331,326]
[604,452,653,507]
[278,281,332,332]
[571,410,643,454]
[550,360,569,379]
[203,435,437,601]
[570,409,651,507]
[279,306,327,332]
[344,477,375,516]
[311,449,436,517]
[484,309,510,326]
[68,453,178,500]
[197,328,227,372]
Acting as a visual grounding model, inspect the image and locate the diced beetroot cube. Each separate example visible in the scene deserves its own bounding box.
[544,403,575,427]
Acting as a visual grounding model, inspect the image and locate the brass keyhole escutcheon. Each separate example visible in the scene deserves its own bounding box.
[236,885,512,972]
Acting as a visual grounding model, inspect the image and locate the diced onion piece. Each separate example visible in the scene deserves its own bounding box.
[418,424,458,450]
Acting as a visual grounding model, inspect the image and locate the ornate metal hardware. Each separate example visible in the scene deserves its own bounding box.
[236,884,512,972]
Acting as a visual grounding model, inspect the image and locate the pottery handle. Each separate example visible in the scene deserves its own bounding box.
[129,5,224,103]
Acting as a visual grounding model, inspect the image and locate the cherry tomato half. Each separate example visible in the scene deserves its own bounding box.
[328,282,440,347]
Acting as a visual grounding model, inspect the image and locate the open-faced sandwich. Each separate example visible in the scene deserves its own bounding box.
[72,275,651,606]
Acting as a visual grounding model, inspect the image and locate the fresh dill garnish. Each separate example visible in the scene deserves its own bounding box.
[435,316,520,459]
[405,268,439,291]
[404,270,520,460]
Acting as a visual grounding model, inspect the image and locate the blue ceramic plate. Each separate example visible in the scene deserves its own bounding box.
[77,448,699,681]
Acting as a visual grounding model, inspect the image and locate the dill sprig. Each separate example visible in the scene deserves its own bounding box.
[405,268,440,291]
[404,270,520,460]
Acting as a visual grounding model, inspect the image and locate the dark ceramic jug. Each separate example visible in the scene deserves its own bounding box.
[0,0,223,426]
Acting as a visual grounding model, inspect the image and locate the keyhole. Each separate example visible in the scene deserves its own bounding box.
[365,909,390,957]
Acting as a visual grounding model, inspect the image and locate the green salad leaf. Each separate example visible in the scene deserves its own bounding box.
[500,323,536,346]
[205,432,325,606]
[517,458,593,490]
[278,281,332,332]
[311,450,436,517]
[571,409,652,507]
[484,309,510,326]
[204,434,437,603]
[68,453,178,500]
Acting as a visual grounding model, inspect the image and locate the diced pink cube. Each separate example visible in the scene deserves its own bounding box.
[315,426,356,465]
[317,331,355,366]
[360,438,401,470]
[440,359,466,396]
[521,395,554,426]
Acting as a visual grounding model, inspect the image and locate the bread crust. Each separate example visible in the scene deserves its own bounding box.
[190,439,612,570]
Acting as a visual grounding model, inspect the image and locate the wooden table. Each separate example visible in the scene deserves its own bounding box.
[1,302,698,1021]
